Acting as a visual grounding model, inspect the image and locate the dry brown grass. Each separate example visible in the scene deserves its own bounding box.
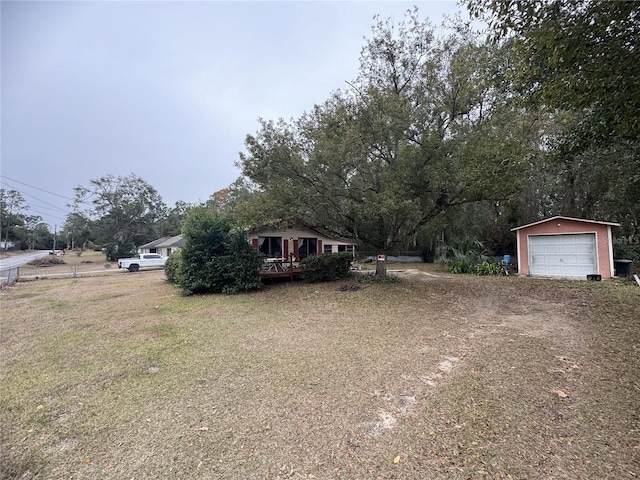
[1,268,638,479]
[17,251,117,279]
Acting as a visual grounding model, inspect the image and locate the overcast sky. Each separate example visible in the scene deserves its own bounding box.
[1,0,465,230]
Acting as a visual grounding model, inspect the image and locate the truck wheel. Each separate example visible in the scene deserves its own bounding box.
[128,264,139,272]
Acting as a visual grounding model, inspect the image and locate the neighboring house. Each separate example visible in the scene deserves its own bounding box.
[138,237,170,254]
[138,235,184,257]
[248,226,357,261]
[154,235,184,257]
[511,216,620,279]
[0,241,15,251]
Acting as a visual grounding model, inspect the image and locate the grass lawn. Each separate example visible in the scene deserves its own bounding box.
[16,251,118,279]
[1,267,639,479]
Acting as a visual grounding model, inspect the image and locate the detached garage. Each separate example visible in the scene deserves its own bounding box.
[511,216,620,279]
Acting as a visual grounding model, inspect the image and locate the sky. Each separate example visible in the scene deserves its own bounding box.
[1,0,466,231]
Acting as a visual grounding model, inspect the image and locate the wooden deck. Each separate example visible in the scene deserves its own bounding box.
[259,269,302,280]
[259,260,307,280]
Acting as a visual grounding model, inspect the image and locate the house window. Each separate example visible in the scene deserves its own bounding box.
[324,244,333,254]
[258,236,282,257]
[338,245,353,253]
[298,237,317,259]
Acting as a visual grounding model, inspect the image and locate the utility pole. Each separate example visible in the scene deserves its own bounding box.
[3,195,15,251]
[52,224,57,255]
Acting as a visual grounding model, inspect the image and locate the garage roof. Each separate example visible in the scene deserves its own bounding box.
[511,216,620,231]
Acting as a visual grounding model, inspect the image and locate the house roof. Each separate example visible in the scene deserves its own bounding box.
[511,215,620,231]
[138,237,171,249]
[250,224,357,245]
[155,235,184,248]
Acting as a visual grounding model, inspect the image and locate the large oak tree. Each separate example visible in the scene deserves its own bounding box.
[238,11,541,251]
[70,174,167,259]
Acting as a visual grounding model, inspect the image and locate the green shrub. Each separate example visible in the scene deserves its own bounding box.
[449,260,473,274]
[164,251,183,284]
[299,252,353,282]
[178,207,263,295]
[475,261,502,276]
[439,238,494,275]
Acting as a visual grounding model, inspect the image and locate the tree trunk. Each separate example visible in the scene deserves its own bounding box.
[376,255,387,276]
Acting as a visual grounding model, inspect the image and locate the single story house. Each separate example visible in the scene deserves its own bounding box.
[138,237,169,254]
[248,226,357,261]
[138,226,355,262]
[138,234,184,257]
[511,216,620,279]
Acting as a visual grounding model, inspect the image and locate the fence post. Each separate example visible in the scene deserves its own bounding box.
[4,267,20,286]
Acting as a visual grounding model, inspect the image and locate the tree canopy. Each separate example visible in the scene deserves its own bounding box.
[233,5,639,260]
[45,4,639,263]
[0,189,52,250]
[69,174,167,259]
[465,0,640,250]
[238,13,542,251]
[467,0,640,140]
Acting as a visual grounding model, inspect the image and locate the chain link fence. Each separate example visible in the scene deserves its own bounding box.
[357,251,424,262]
[0,266,19,288]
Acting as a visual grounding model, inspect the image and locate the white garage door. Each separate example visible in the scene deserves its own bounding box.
[529,234,597,278]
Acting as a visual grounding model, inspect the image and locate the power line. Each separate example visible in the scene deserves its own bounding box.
[0,174,75,201]
[25,207,67,223]
[0,179,68,213]
[21,202,68,215]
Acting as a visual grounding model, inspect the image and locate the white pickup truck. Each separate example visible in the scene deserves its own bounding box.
[117,253,167,272]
